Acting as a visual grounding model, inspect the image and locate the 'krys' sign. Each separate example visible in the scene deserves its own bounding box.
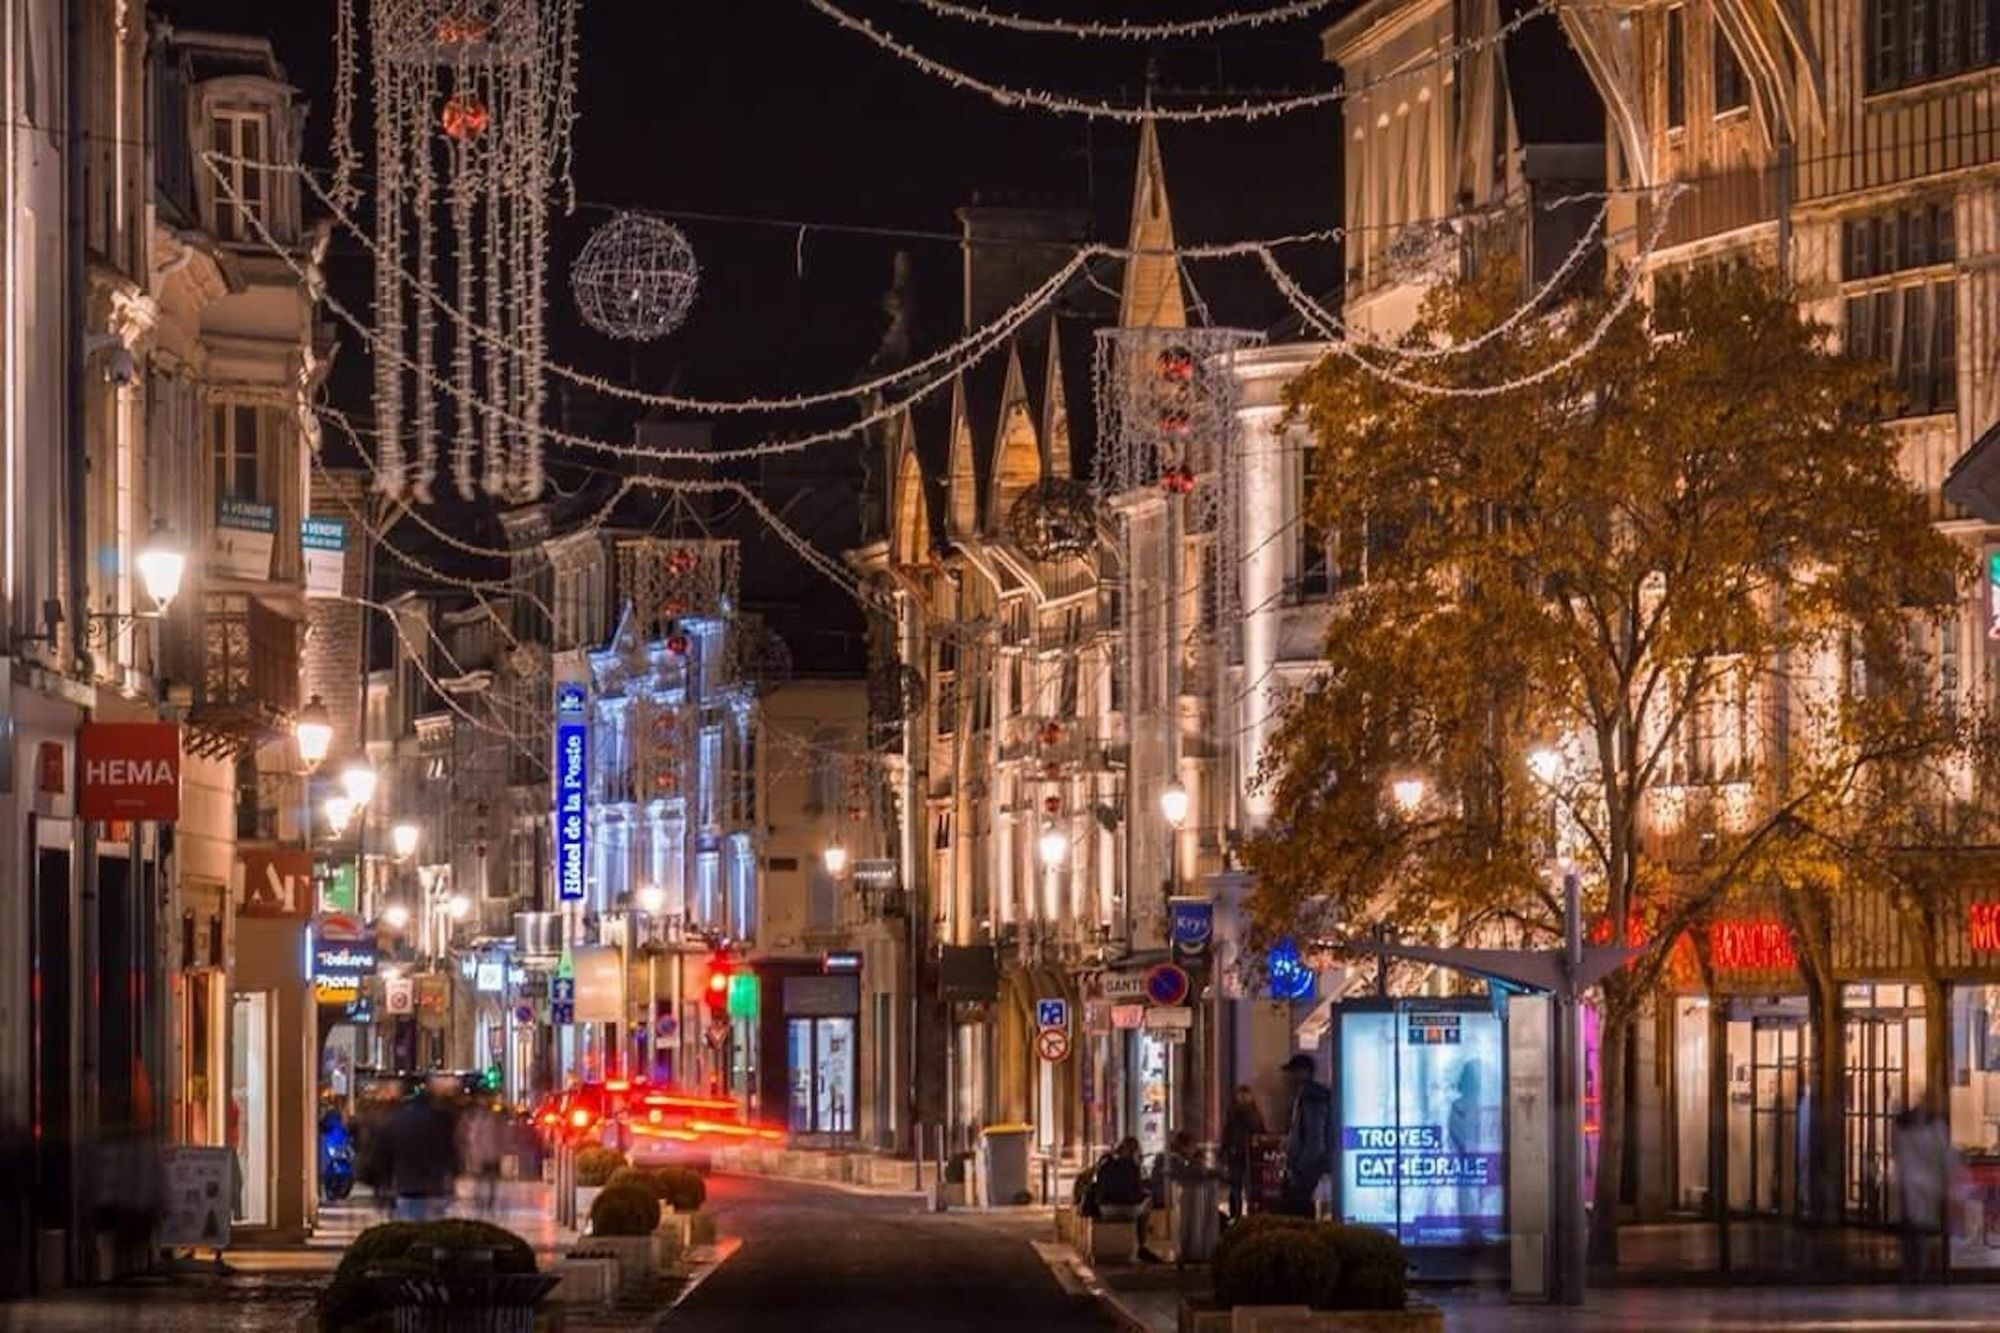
[77,722,182,821]
[554,721,587,902]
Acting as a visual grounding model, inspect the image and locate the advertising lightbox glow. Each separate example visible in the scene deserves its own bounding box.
[554,681,588,903]
[1338,1003,1504,1247]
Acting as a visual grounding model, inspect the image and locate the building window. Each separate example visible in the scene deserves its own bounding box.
[1666,7,1687,129]
[212,403,263,505]
[1866,0,2000,93]
[1714,24,1748,113]
[1842,204,1954,280]
[699,725,722,831]
[696,849,720,928]
[1845,282,1957,417]
[935,640,958,739]
[1296,446,1333,599]
[208,109,269,243]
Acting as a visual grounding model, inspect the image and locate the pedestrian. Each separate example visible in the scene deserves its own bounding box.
[1092,1136,1163,1264]
[1279,1053,1333,1218]
[1894,1098,1958,1283]
[1221,1085,1266,1221]
[461,1102,503,1213]
[379,1086,460,1221]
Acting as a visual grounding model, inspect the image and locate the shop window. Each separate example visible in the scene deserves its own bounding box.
[1950,985,2000,1153]
[230,990,272,1226]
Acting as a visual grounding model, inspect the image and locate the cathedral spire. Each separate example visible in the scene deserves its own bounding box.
[1119,115,1187,331]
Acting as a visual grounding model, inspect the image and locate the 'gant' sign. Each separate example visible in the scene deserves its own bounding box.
[77,722,182,821]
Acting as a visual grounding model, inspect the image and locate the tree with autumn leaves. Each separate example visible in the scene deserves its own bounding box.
[1243,259,1996,1263]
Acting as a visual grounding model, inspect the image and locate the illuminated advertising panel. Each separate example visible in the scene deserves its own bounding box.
[1338,1001,1505,1247]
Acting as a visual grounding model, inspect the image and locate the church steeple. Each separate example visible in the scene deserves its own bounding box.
[1119,116,1187,331]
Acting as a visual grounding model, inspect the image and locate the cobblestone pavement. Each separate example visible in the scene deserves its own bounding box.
[0,1273,320,1333]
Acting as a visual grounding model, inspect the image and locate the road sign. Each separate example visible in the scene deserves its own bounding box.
[656,1014,679,1041]
[1083,1000,1112,1033]
[1036,1026,1072,1063]
[1144,963,1190,1007]
[384,976,414,1015]
[551,976,576,1004]
[1144,1004,1194,1031]
[1036,998,1069,1030]
[512,1003,535,1025]
[1111,1004,1145,1031]
[551,1000,575,1026]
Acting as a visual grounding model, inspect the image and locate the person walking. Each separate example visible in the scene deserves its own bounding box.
[379,1086,460,1221]
[462,1102,504,1214]
[1221,1085,1267,1220]
[1280,1054,1334,1218]
[1894,1099,1958,1283]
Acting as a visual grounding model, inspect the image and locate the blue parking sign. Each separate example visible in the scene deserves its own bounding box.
[1036,998,1068,1030]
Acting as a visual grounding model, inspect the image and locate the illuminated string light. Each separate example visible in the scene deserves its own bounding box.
[802,0,1557,123]
[899,0,1343,39]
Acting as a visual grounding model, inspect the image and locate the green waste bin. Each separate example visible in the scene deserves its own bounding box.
[981,1124,1033,1205]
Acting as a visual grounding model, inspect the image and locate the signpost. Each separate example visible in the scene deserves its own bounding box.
[77,722,181,821]
[158,1147,234,1250]
[1143,963,1190,1007]
[1035,998,1068,1030]
[1036,1026,1071,1063]
[554,681,588,903]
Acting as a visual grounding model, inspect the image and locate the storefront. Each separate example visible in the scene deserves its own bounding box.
[234,900,316,1239]
[756,962,858,1142]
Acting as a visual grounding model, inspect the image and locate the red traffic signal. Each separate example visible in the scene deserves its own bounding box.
[704,959,731,1015]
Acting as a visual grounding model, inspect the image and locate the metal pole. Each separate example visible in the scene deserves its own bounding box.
[1557,869,1586,1305]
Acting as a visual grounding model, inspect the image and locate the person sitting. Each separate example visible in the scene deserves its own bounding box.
[1093,1136,1162,1264]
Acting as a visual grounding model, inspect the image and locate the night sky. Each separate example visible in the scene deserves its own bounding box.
[152,0,1345,667]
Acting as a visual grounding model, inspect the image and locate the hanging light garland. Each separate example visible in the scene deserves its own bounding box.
[897,0,1344,39]
[338,0,581,504]
[803,0,1558,123]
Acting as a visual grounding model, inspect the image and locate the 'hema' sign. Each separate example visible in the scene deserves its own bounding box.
[77,722,181,821]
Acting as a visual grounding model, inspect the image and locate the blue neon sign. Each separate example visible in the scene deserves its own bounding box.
[555,717,588,903]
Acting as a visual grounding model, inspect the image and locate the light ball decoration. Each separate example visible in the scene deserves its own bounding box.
[867,662,926,723]
[1005,478,1098,563]
[572,212,700,341]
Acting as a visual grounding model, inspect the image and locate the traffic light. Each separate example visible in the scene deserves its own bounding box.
[704,959,730,1016]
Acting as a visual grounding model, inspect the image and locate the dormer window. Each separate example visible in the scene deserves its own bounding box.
[209,109,269,242]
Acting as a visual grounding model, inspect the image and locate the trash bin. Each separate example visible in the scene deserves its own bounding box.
[1172,1177,1220,1262]
[981,1125,1034,1205]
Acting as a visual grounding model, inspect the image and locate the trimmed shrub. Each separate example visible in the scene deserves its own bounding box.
[574,1145,627,1187]
[589,1182,662,1237]
[318,1219,536,1331]
[604,1166,655,1196]
[658,1165,706,1212]
[1211,1214,1316,1283]
[1321,1223,1407,1310]
[1213,1226,1341,1311]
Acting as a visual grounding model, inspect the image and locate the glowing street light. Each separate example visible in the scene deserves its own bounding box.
[339,756,378,810]
[392,821,421,860]
[446,893,472,922]
[294,696,334,771]
[1159,779,1190,830]
[135,523,186,613]
[1037,821,1070,869]
[382,902,412,932]
[1390,776,1427,818]
[822,836,850,877]
[636,882,667,915]
[323,793,355,839]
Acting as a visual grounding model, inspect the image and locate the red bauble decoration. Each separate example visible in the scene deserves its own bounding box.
[1156,347,1195,384]
[668,549,699,575]
[1160,465,1196,495]
[1043,795,1062,815]
[666,632,691,656]
[435,15,490,44]
[441,94,490,141]
[1157,409,1192,436]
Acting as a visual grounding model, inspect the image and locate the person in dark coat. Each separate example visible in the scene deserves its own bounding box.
[379,1088,460,1220]
[1280,1054,1333,1218]
[1221,1084,1268,1220]
[1093,1136,1163,1264]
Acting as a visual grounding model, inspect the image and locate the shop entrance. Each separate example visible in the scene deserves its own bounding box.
[1725,999,1809,1216]
[1843,983,1926,1224]
[785,1016,855,1136]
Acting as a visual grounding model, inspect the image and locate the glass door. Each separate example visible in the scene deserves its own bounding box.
[1843,983,1926,1223]
[230,991,272,1226]
[785,1017,856,1136]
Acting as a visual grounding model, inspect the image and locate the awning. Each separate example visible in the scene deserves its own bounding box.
[1943,416,2000,520]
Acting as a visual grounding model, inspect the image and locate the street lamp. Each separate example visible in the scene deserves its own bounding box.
[1528,748,1564,786]
[1390,776,1427,818]
[383,902,412,932]
[636,881,666,915]
[135,523,186,613]
[392,821,421,861]
[324,793,355,839]
[340,756,378,810]
[294,696,334,771]
[1159,779,1190,830]
[1037,821,1069,869]
[446,892,472,922]
[822,836,849,877]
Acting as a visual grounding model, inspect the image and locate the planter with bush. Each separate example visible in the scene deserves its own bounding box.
[573,1145,626,1223]
[585,1182,664,1292]
[1176,1219,1438,1333]
[316,1219,551,1333]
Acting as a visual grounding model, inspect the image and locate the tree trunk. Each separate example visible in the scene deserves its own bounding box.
[1805,972,1844,1229]
[1588,1004,1632,1268]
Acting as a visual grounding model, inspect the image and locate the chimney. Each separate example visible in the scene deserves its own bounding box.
[955,195,1092,334]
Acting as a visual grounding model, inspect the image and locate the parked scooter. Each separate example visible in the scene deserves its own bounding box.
[320,1107,356,1202]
